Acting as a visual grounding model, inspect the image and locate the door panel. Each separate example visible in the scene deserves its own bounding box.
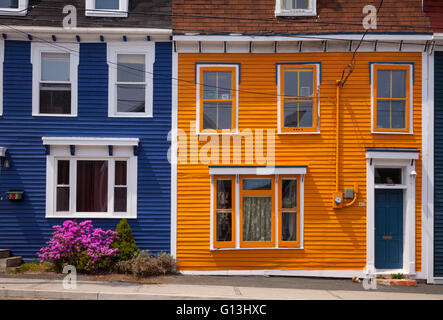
[375,189,403,269]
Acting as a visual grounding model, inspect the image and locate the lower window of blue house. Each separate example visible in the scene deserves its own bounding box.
[45,143,138,219]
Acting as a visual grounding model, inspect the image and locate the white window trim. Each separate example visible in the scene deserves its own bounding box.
[276,63,321,135]
[275,0,317,17]
[107,42,155,118]
[31,42,79,117]
[0,39,4,116]
[44,137,138,219]
[85,0,128,18]
[370,63,414,134]
[209,167,306,250]
[196,64,240,135]
[0,0,28,16]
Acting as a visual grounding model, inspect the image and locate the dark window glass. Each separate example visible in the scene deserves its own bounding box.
[243,178,272,191]
[117,54,145,83]
[391,101,406,129]
[216,211,232,242]
[203,102,217,130]
[95,0,119,9]
[76,161,108,212]
[115,161,127,186]
[57,160,70,185]
[284,100,313,128]
[117,85,145,113]
[217,180,232,209]
[375,168,402,185]
[56,187,70,212]
[0,0,18,8]
[41,53,70,82]
[40,83,71,114]
[282,211,297,241]
[376,100,390,129]
[282,179,297,209]
[114,187,127,212]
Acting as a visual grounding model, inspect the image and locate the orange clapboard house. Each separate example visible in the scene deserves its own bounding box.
[172,0,431,278]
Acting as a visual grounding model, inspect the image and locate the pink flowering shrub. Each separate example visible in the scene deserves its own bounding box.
[38,220,119,274]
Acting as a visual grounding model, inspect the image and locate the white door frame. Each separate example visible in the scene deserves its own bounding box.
[365,150,419,275]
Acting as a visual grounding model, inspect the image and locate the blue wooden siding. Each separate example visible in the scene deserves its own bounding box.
[0,40,172,260]
[435,51,443,277]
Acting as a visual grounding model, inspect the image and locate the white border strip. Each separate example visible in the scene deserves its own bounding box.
[209,167,307,175]
[42,137,139,146]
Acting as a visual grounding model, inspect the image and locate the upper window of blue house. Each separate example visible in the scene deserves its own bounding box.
[85,0,128,17]
[0,0,28,16]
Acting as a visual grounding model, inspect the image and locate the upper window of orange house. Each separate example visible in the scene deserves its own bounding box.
[278,64,319,133]
[372,64,412,133]
[275,0,317,16]
[197,65,238,134]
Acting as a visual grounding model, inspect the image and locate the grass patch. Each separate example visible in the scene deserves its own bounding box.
[7,262,53,274]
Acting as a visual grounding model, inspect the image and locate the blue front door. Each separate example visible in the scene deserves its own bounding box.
[375,189,403,269]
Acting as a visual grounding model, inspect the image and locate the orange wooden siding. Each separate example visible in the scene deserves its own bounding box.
[177,52,422,271]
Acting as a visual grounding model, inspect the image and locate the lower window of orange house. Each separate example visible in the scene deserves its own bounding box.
[212,174,302,249]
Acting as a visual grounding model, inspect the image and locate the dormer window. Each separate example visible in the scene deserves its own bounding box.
[0,0,28,16]
[85,0,128,17]
[275,0,317,16]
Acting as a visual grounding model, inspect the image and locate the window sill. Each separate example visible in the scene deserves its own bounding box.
[0,8,28,16]
[197,130,239,136]
[278,131,320,135]
[85,10,128,18]
[33,113,77,117]
[46,214,136,219]
[211,247,303,251]
[109,113,153,118]
[372,131,413,135]
[275,10,317,17]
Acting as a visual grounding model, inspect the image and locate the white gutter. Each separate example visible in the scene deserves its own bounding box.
[0,26,172,36]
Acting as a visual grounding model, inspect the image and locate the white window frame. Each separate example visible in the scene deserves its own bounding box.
[0,39,4,116]
[209,166,306,250]
[370,63,414,134]
[107,42,155,118]
[0,0,28,16]
[85,0,128,17]
[196,64,240,135]
[43,137,138,219]
[275,0,317,17]
[31,43,79,117]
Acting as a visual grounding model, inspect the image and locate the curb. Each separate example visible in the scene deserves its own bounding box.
[0,288,247,300]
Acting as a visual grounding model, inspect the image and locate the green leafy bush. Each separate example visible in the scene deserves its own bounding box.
[111,219,140,261]
[114,250,178,278]
[7,261,53,274]
[391,273,404,279]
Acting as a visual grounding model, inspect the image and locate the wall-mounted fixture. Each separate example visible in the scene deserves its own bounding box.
[7,190,24,201]
[0,147,8,169]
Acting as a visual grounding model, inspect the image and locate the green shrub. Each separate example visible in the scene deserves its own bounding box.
[111,219,140,261]
[113,250,178,278]
[391,273,404,279]
[8,261,53,274]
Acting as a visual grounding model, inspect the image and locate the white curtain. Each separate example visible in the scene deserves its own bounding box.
[242,196,272,242]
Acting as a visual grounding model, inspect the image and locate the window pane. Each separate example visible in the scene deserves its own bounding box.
[217,180,232,209]
[76,160,108,212]
[243,179,272,191]
[298,101,313,127]
[377,70,391,98]
[203,102,217,130]
[297,0,309,9]
[242,196,272,242]
[216,211,232,242]
[391,100,406,129]
[391,70,406,98]
[376,100,390,129]
[203,71,217,99]
[117,85,145,113]
[375,168,402,185]
[40,83,71,114]
[217,71,232,100]
[284,71,298,96]
[115,161,127,185]
[283,100,298,127]
[299,71,313,97]
[41,53,70,82]
[0,0,18,8]
[56,187,70,212]
[282,211,297,241]
[57,160,70,185]
[114,187,127,212]
[218,102,232,130]
[117,54,145,83]
[95,0,119,9]
[282,179,297,209]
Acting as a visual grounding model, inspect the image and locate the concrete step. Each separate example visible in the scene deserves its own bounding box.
[0,256,22,271]
[0,249,10,259]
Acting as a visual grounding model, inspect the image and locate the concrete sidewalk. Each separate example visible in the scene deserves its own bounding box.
[1,277,443,300]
